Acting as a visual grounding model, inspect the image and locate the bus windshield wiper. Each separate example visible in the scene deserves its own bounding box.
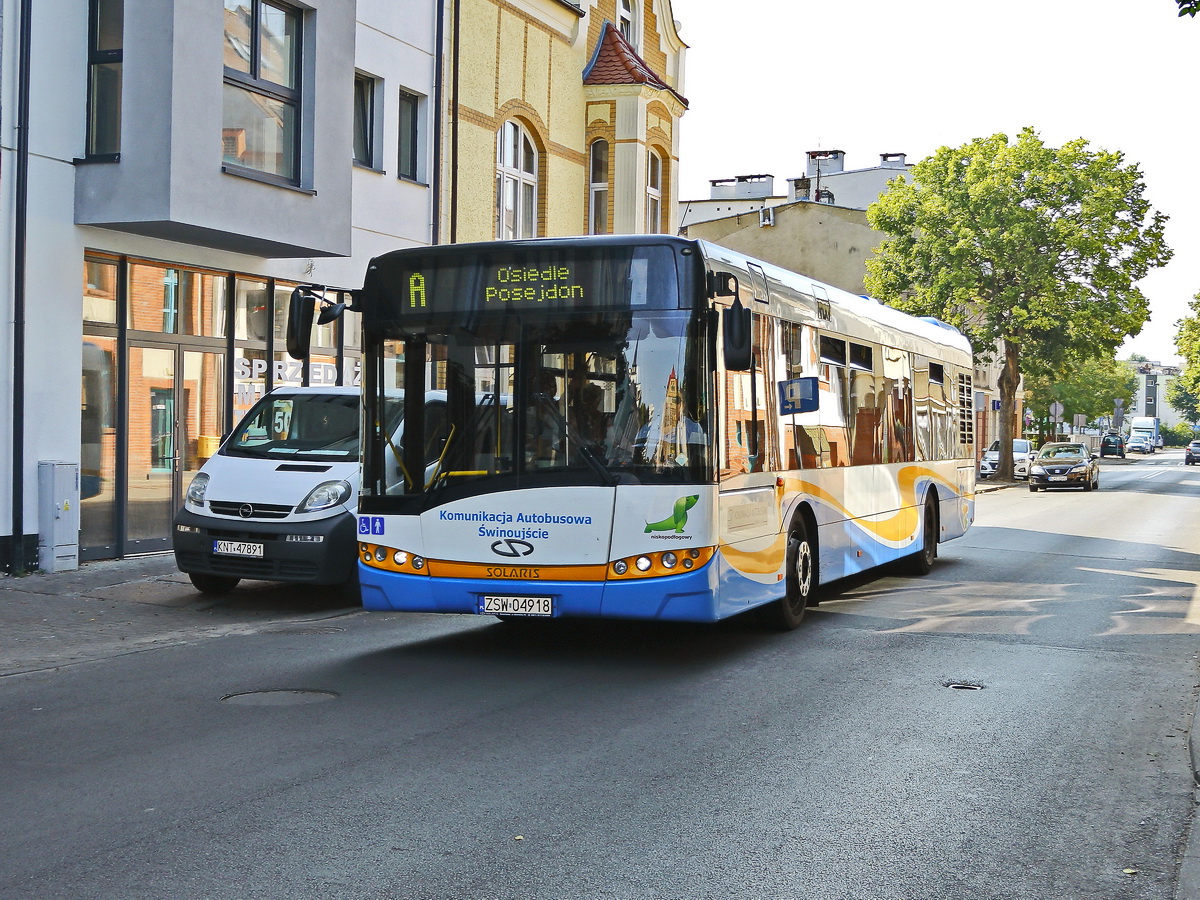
[534,395,617,487]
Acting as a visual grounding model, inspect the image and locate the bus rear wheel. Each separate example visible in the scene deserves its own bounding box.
[902,494,938,576]
[767,517,816,631]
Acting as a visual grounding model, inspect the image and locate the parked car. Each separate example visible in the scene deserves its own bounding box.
[1156,435,1164,448]
[978,438,1037,480]
[1185,440,1200,465]
[1098,433,1125,458]
[1028,442,1100,492]
[1126,434,1153,454]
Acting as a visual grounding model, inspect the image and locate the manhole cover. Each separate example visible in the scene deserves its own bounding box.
[221,689,338,706]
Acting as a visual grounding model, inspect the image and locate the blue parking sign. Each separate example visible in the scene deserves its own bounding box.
[778,377,819,415]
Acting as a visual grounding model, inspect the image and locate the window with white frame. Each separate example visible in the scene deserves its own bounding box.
[646,149,662,233]
[618,0,638,47]
[589,140,609,235]
[496,120,538,239]
[222,0,302,185]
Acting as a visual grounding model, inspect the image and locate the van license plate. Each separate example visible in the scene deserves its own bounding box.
[214,540,264,557]
[480,595,553,616]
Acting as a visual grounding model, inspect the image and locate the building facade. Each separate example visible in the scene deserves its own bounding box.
[440,0,687,242]
[1,0,687,571]
[1,0,438,569]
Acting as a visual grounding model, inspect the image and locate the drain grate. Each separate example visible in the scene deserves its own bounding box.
[221,689,338,706]
[943,681,985,691]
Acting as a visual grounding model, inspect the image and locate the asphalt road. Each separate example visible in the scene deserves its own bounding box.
[2,451,1198,900]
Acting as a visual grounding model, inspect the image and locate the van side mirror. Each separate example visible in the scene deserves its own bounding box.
[723,298,752,371]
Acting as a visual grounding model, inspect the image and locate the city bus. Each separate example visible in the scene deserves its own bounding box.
[287,235,975,629]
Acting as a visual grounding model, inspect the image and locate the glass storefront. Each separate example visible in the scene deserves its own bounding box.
[80,253,359,560]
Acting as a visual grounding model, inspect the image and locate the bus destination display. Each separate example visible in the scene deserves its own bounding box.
[407,264,587,309]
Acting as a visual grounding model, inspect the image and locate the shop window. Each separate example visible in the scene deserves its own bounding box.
[83,257,119,325]
[127,264,226,336]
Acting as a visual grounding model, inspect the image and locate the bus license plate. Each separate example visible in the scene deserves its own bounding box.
[480,595,553,616]
[213,540,264,558]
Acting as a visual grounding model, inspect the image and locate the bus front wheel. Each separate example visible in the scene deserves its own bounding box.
[768,517,817,631]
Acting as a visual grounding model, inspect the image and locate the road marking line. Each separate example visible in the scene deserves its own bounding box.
[1080,565,1200,625]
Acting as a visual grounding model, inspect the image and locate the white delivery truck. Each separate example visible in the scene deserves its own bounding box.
[172,386,367,593]
[1128,416,1160,453]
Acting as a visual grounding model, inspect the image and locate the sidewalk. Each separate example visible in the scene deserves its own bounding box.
[0,553,354,676]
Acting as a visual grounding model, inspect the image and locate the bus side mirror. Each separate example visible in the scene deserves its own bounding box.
[707,271,738,298]
[723,298,752,371]
[286,286,317,360]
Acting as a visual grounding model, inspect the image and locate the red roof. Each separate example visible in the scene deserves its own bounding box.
[583,22,688,107]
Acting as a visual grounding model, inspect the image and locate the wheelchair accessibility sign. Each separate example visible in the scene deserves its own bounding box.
[359,516,385,535]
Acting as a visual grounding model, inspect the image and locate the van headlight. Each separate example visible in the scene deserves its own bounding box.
[298,480,353,513]
[185,472,210,506]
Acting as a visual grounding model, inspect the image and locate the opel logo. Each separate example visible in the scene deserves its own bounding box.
[491,539,534,558]
[239,504,254,518]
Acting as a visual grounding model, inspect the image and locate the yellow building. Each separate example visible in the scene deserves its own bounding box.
[441,0,687,242]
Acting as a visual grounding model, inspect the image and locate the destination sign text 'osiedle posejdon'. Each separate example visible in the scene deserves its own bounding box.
[407,265,587,308]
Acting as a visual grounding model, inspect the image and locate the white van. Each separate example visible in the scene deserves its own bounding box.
[172,386,366,593]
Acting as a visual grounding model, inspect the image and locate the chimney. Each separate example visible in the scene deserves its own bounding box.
[806,150,844,177]
[709,174,775,200]
[880,152,907,168]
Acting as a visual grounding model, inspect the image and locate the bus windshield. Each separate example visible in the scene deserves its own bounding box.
[366,305,711,499]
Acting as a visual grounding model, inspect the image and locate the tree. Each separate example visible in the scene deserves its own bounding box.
[865,128,1172,479]
[1166,291,1200,424]
[1022,355,1137,442]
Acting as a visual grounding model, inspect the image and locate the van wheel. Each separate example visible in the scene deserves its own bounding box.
[188,573,240,594]
[903,494,938,576]
[767,517,816,631]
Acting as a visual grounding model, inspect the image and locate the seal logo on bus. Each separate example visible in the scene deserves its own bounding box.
[491,539,535,558]
[645,495,699,534]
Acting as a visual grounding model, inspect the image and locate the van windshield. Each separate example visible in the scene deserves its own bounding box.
[224,393,368,462]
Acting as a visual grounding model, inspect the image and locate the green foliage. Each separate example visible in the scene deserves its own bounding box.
[1178,0,1198,17]
[1023,355,1137,425]
[1167,291,1200,423]
[864,127,1172,477]
[866,128,1170,364]
[1160,422,1194,446]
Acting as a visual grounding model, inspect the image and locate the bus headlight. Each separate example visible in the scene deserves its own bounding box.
[636,556,652,571]
[613,560,629,575]
[661,552,678,569]
[185,472,210,506]
[298,480,353,513]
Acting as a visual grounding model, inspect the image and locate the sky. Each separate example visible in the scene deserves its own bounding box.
[669,0,1198,365]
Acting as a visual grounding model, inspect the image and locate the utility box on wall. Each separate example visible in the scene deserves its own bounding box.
[39,461,80,573]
